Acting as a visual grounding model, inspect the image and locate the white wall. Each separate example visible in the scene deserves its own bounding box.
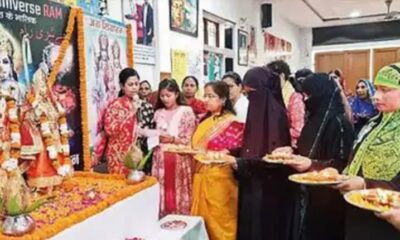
[258,1,305,71]
[157,0,257,78]
[299,28,313,69]
[108,0,305,87]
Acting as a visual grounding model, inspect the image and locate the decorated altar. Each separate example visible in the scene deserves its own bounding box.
[0,173,159,240]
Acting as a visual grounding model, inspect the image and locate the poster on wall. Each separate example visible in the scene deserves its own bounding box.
[248,26,257,65]
[83,13,129,160]
[171,49,188,85]
[124,0,156,65]
[263,32,293,63]
[77,0,103,15]
[0,0,83,168]
[188,50,202,83]
[264,32,292,54]
[171,49,203,86]
[238,29,248,66]
[204,51,223,81]
[170,0,199,37]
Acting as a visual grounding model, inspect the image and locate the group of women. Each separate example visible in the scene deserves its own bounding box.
[97,60,400,240]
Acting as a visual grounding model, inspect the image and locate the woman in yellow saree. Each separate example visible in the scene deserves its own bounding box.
[191,81,244,240]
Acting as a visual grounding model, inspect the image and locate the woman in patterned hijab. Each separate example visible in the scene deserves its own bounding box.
[337,63,400,240]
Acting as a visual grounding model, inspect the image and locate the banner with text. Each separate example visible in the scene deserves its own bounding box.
[83,13,129,160]
[0,0,83,168]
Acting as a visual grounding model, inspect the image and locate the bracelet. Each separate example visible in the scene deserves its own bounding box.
[171,136,175,143]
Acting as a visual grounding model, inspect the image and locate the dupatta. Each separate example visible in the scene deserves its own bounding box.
[192,113,238,150]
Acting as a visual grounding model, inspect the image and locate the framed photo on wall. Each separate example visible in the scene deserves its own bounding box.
[204,18,219,47]
[170,0,199,37]
[238,29,248,66]
[204,51,223,81]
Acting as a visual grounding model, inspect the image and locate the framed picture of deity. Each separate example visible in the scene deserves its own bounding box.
[169,0,199,37]
[238,29,249,66]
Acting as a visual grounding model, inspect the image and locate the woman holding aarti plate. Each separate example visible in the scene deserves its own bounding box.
[335,63,400,239]
[191,81,244,240]
[234,66,300,240]
[151,79,196,217]
[273,73,355,240]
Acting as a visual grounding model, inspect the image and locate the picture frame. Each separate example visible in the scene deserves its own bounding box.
[169,0,199,37]
[238,29,248,66]
[204,18,219,47]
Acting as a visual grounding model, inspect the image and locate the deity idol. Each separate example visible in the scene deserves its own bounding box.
[20,63,73,192]
[0,89,32,212]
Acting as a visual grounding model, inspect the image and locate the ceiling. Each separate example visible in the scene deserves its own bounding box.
[273,0,400,28]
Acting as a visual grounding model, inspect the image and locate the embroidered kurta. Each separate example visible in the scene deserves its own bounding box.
[104,96,137,175]
[287,92,305,148]
[191,113,244,240]
[151,106,196,217]
[282,80,295,108]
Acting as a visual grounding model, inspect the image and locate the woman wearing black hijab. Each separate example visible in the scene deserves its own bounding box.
[276,73,355,240]
[235,66,301,240]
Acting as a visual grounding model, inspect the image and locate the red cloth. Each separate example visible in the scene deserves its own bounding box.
[164,152,177,213]
[27,152,58,178]
[287,92,305,148]
[207,121,244,151]
[147,91,158,108]
[104,96,137,175]
[20,120,34,147]
[186,97,207,116]
[134,4,144,38]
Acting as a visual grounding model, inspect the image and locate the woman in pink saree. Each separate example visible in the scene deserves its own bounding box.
[151,79,196,217]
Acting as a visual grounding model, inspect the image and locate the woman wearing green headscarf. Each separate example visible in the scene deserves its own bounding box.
[336,63,400,239]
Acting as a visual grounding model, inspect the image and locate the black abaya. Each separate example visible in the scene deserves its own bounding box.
[297,73,355,240]
[236,67,301,240]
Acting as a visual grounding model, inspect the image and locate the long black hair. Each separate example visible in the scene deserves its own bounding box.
[155,79,186,110]
[118,68,140,97]
[204,81,236,118]
[182,75,199,89]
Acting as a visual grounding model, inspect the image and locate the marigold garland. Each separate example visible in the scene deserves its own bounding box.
[76,9,91,172]
[5,98,21,162]
[0,173,157,240]
[46,8,78,88]
[127,24,134,67]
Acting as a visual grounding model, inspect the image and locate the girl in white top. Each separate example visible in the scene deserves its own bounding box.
[222,72,249,123]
